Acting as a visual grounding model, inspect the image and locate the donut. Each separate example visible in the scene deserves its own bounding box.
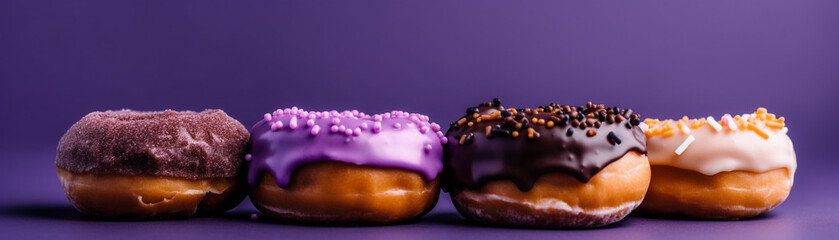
[444,99,649,228]
[56,110,250,219]
[247,107,445,225]
[637,108,796,219]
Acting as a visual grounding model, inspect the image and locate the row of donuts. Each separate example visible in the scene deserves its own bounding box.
[55,99,796,227]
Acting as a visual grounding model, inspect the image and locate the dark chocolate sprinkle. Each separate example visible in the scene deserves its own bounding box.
[566,128,574,136]
[491,128,511,137]
[466,107,479,115]
[607,131,622,145]
[500,110,512,118]
[492,98,502,107]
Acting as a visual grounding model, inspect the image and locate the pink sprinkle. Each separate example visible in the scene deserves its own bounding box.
[424,144,432,153]
[351,110,359,116]
[306,119,315,127]
[383,113,391,119]
[289,117,298,129]
[430,123,441,132]
[393,123,401,129]
[353,128,362,136]
[271,121,284,131]
[311,125,321,135]
[339,125,346,132]
[308,113,316,119]
[420,126,430,134]
[245,154,252,161]
[373,115,383,122]
[410,116,420,123]
[372,122,382,133]
[330,125,339,133]
[251,213,259,220]
[332,118,341,125]
[359,122,368,130]
[441,137,448,144]
[436,131,445,139]
[264,113,272,122]
[344,128,353,135]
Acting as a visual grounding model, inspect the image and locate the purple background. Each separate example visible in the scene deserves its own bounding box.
[2,0,838,239]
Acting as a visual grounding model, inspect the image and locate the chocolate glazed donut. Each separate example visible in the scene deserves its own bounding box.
[444,99,650,228]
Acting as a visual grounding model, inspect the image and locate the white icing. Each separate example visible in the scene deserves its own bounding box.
[647,122,796,178]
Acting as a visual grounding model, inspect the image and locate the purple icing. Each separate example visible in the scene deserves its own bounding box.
[247,107,446,187]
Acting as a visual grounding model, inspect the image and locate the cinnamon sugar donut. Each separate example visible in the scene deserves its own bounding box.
[56,110,249,219]
[444,99,649,228]
[638,108,796,219]
[247,107,445,225]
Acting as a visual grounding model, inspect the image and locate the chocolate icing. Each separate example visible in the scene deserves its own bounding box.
[444,100,646,191]
[56,110,250,179]
[247,108,445,188]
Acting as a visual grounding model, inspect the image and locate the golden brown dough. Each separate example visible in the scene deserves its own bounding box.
[638,166,791,219]
[450,151,650,228]
[250,161,440,225]
[57,167,245,219]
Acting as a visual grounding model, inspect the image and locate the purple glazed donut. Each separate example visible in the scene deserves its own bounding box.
[247,107,445,225]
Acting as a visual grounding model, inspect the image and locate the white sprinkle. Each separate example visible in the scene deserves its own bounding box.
[780,127,788,134]
[675,135,695,155]
[741,114,750,121]
[638,122,649,132]
[726,119,738,131]
[680,124,691,134]
[706,116,722,132]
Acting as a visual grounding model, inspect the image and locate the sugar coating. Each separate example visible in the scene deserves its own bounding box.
[56,109,250,179]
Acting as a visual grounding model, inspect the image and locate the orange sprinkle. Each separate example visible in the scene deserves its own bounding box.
[512,131,520,138]
[472,113,479,118]
[527,128,535,139]
[662,130,675,137]
[547,121,555,128]
[485,126,492,137]
[537,119,546,125]
[765,121,785,129]
[532,117,539,123]
[747,123,769,139]
[476,117,482,123]
[467,121,474,127]
[756,107,768,114]
[457,118,466,125]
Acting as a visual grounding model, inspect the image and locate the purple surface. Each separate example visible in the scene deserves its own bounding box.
[2,0,839,239]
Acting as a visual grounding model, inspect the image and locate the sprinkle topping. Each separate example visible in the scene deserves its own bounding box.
[448,100,642,145]
[261,107,447,147]
[674,135,695,155]
[644,108,786,141]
